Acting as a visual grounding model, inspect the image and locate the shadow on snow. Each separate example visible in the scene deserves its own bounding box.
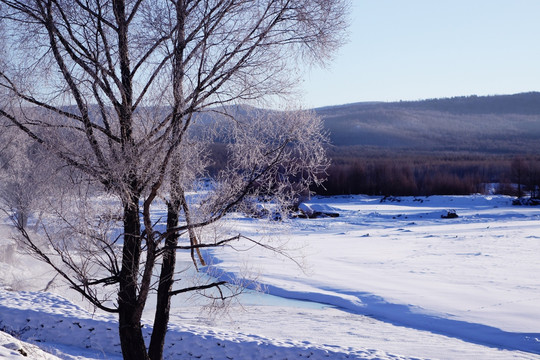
[206,260,540,356]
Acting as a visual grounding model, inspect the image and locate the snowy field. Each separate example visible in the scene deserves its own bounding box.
[1,195,540,359]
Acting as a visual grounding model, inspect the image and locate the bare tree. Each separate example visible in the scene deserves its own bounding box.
[0,1,348,359]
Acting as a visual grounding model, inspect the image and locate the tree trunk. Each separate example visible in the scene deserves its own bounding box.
[118,316,148,360]
[148,201,180,360]
[149,3,187,357]
[118,195,149,360]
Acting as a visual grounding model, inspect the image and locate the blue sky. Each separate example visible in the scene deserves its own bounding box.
[302,1,540,108]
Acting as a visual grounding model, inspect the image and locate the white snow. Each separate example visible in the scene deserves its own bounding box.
[1,195,540,359]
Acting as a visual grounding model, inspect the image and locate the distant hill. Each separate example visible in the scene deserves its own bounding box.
[315,92,540,154]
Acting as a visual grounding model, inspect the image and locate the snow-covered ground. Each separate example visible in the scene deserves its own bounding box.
[1,195,540,359]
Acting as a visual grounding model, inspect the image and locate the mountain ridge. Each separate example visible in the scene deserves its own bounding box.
[315,92,540,154]
[315,92,540,114]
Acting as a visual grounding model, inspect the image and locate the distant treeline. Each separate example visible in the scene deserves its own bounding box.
[316,148,540,197]
[208,143,540,197]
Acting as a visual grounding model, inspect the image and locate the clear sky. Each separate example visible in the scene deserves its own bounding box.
[302,0,540,108]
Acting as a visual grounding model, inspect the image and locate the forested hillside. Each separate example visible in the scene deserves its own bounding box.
[317,92,540,153]
[316,92,540,196]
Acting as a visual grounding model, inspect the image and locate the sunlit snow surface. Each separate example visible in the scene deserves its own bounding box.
[1,195,540,359]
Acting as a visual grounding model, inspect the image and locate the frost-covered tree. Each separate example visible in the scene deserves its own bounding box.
[0,1,348,359]
[0,124,62,229]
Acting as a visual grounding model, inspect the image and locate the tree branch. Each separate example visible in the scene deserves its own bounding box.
[169,281,227,297]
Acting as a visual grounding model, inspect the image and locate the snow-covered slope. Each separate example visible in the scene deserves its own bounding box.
[0,288,418,359]
[0,330,62,360]
[1,195,539,359]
